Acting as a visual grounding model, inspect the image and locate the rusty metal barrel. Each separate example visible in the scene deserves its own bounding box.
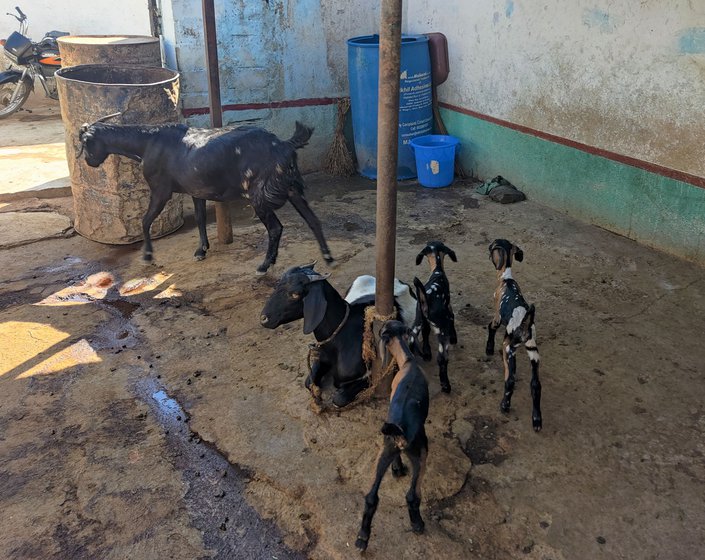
[57,35,161,67]
[55,65,183,244]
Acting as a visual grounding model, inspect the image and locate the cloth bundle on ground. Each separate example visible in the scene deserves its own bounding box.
[476,175,526,204]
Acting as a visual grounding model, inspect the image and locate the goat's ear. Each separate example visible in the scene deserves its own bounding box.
[378,337,390,369]
[445,247,458,262]
[490,247,506,270]
[302,281,327,334]
[514,247,524,262]
[415,251,425,266]
[413,277,428,315]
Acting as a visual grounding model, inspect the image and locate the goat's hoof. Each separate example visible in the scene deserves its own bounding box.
[500,400,511,413]
[441,383,452,394]
[485,348,495,356]
[421,350,432,362]
[143,253,153,262]
[392,463,408,478]
[411,521,425,534]
[355,536,368,552]
[533,416,542,432]
[194,254,206,261]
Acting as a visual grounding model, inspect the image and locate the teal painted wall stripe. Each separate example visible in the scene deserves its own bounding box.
[441,107,705,264]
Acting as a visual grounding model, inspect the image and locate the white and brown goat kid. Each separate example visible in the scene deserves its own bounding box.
[355,320,429,552]
[412,241,458,393]
[486,239,542,431]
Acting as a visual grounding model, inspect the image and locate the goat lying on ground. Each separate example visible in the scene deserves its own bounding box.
[412,241,458,393]
[355,320,429,552]
[259,263,416,407]
[486,239,542,431]
[78,116,334,274]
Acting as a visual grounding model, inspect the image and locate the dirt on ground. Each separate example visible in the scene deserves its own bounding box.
[1,173,704,560]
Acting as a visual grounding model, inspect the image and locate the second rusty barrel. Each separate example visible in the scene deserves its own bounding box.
[57,35,161,67]
[55,64,183,244]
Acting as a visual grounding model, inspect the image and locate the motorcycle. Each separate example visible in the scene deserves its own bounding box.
[0,6,68,118]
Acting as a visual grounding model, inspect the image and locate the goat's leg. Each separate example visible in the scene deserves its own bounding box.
[356,439,398,552]
[500,335,517,413]
[141,190,172,262]
[525,336,542,431]
[391,454,408,478]
[332,377,370,408]
[486,317,500,355]
[288,192,335,266]
[192,197,210,260]
[405,435,428,534]
[305,356,329,392]
[437,334,451,393]
[254,208,283,274]
[420,316,432,361]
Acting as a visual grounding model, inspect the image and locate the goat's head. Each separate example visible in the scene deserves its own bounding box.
[378,320,412,367]
[77,112,122,167]
[416,241,457,271]
[489,239,523,272]
[260,262,330,334]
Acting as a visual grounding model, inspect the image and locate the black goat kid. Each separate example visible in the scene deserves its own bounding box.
[78,118,334,274]
[355,320,429,552]
[412,241,458,393]
[486,239,542,431]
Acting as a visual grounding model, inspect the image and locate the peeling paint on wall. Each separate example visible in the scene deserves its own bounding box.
[581,8,621,33]
[678,27,705,53]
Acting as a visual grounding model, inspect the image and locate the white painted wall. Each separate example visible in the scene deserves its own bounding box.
[404,0,705,177]
[0,0,151,44]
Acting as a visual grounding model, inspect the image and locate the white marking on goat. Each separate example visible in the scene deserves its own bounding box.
[245,168,254,179]
[501,267,514,280]
[438,343,444,354]
[507,306,527,333]
[527,349,540,362]
[275,163,284,174]
[432,326,440,335]
[182,134,210,149]
[344,276,416,328]
[242,179,249,191]
[235,147,241,155]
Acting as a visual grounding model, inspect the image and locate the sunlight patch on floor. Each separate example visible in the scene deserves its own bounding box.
[16,338,101,379]
[0,321,69,377]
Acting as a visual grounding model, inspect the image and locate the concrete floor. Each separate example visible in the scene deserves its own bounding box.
[0,95,69,200]
[1,119,704,559]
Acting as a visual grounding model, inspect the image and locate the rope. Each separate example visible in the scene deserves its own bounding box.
[307,305,399,413]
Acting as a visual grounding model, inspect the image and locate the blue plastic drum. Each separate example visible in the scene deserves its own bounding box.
[347,34,433,180]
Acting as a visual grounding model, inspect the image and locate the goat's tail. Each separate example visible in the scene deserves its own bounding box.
[287,121,314,150]
[381,422,404,437]
[382,423,408,449]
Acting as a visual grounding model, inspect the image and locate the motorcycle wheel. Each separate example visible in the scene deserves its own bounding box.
[0,79,32,119]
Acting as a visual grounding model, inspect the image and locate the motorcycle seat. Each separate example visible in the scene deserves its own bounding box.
[44,31,70,39]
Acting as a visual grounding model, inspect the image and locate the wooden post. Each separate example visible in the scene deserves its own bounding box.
[374,0,402,317]
[201,0,233,244]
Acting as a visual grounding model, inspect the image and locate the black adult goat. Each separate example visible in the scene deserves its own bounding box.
[78,117,334,274]
[260,263,416,407]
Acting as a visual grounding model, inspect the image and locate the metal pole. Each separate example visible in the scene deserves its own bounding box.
[374,0,402,317]
[202,0,233,244]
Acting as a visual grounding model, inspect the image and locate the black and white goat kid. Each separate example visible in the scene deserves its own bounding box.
[259,263,416,407]
[486,239,542,431]
[355,320,429,552]
[412,241,458,393]
[78,115,334,274]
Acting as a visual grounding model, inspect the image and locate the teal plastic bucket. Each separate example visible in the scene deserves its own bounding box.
[410,135,460,188]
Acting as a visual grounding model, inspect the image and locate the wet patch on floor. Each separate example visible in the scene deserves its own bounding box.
[132,375,306,560]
